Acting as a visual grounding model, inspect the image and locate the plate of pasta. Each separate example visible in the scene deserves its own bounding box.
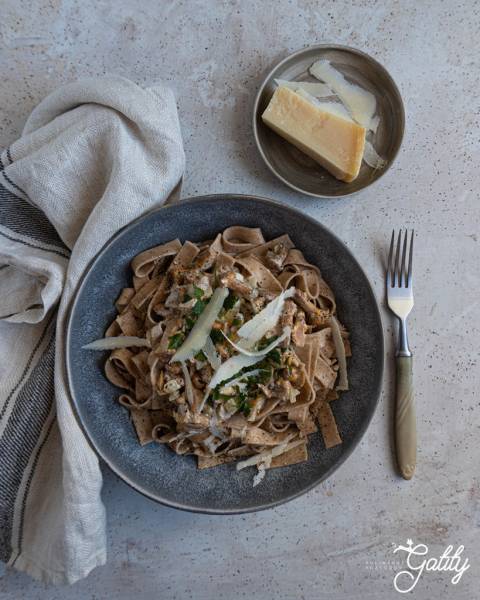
[66,194,383,512]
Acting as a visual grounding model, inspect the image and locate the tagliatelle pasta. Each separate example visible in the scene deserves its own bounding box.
[85,227,351,483]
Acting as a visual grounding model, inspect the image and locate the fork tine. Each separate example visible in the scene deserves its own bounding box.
[407,229,414,287]
[394,229,402,287]
[387,229,395,286]
[400,229,408,286]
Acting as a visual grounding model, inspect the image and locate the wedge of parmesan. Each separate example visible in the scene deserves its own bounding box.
[262,86,366,183]
[297,89,386,171]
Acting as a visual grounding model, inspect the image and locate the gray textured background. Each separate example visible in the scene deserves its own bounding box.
[0,1,479,599]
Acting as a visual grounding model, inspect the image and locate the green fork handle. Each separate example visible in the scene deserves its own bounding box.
[395,356,416,479]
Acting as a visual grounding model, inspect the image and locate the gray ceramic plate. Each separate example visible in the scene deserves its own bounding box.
[66,195,383,513]
[253,44,405,197]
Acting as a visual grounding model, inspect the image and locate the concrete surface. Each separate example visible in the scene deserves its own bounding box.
[0,1,479,598]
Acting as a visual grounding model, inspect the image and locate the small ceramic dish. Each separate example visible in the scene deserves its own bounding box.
[253,44,405,198]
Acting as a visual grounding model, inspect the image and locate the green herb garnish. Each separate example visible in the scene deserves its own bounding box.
[223,292,238,310]
[243,368,270,388]
[193,286,204,300]
[192,299,206,316]
[258,366,273,384]
[195,350,207,361]
[237,392,251,416]
[267,348,282,366]
[210,329,223,344]
[232,317,242,327]
[168,332,185,350]
[185,316,196,330]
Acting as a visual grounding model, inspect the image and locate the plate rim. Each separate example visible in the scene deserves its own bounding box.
[252,43,406,198]
[65,193,384,514]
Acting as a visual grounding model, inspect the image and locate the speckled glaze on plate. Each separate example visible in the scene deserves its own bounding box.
[66,195,383,513]
[253,44,405,198]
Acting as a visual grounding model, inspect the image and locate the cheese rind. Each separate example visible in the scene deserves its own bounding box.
[261,86,366,183]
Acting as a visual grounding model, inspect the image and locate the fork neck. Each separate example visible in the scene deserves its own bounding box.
[397,318,412,357]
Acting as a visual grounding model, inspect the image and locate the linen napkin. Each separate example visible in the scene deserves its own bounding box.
[0,76,185,584]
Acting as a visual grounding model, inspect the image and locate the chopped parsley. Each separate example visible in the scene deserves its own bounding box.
[237,392,251,416]
[192,299,206,316]
[195,350,207,361]
[210,328,224,344]
[267,348,282,366]
[223,292,238,310]
[232,317,242,327]
[242,367,271,388]
[184,287,203,304]
[168,332,185,350]
[185,316,196,331]
[258,366,273,384]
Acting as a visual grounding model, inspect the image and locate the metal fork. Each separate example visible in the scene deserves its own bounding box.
[387,229,415,480]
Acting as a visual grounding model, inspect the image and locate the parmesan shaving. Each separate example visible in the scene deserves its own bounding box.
[172,287,228,363]
[222,326,291,357]
[203,335,222,370]
[218,369,263,394]
[363,139,387,170]
[296,89,353,122]
[329,316,349,391]
[206,353,266,394]
[237,287,295,345]
[370,115,380,134]
[275,78,333,97]
[309,59,377,132]
[236,439,304,471]
[82,336,150,350]
[252,457,271,487]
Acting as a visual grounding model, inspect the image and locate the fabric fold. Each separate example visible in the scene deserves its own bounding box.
[0,75,185,584]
